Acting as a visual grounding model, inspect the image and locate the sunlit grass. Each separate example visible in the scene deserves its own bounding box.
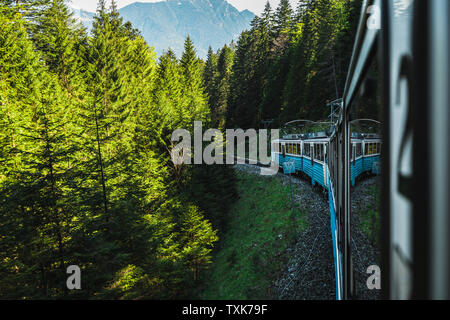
[202,171,307,300]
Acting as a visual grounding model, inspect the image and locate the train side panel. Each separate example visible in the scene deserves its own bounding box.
[312,162,326,188]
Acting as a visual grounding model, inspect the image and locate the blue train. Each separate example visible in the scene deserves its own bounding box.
[267,0,450,300]
[272,133,381,188]
[271,132,381,300]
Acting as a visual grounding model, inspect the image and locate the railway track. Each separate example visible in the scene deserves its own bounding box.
[235,160,382,299]
[234,163,334,299]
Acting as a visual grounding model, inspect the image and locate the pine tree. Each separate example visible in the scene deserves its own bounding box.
[296,0,313,22]
[213,45,234,129]
[0,9,81,298]
[273,0,294,37]
[31,0,88,97]
[151,49,188,153]
[261,1,273,33]
[203,47,218,114]
[178,205,218,283]
[180,36,209,124]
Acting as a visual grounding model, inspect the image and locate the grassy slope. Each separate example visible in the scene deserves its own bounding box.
[202,171,307,300]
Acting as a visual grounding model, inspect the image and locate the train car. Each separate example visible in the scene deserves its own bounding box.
[272,132,331,189]
[338,0,449,299]
[272,0,449,300]
[350,134,382,186]
[272,131,381,300]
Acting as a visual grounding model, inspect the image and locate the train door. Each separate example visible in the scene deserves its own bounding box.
[335,116,349,300]
[381,0,450,299]
[341,0,383,300]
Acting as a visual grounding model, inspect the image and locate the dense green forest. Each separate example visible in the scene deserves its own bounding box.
[0,0,361,299]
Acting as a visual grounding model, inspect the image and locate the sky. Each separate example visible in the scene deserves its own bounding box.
[69,0,299,16]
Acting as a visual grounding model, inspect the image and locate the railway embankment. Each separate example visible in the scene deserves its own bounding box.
[202,164,334,299]
[203,164,381,300]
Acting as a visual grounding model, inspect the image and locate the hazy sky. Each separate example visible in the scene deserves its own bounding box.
[69,0,298,16]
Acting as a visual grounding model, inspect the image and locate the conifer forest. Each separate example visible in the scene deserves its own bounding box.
[0,0,362,299]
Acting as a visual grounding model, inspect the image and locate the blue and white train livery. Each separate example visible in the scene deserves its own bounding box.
[271,132,381,299]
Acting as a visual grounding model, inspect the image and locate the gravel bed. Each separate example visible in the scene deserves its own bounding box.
[234,164,335,300]
[350,176,382,300]
[234,164,383,300]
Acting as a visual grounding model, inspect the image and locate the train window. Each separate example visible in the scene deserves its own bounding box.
[304,144,311,158]
[365,142,375,156]
[349,59,383,300]
[356,143,362,157]
[293,144,297,155]
[313,144,325,162]
[370,143,377,155]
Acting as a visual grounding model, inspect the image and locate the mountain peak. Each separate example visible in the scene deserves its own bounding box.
[72,1,254,58]
[120,0,254,58]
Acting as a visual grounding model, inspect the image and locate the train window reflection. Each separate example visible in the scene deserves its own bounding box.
[356,143,362,157]
[349,60,383,300]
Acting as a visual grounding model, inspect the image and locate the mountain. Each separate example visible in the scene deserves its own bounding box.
[72,0,255,59]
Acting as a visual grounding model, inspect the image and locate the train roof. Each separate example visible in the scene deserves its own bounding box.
[279,131,380,139]
[273,132,381,143]
[282,131,331,140]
